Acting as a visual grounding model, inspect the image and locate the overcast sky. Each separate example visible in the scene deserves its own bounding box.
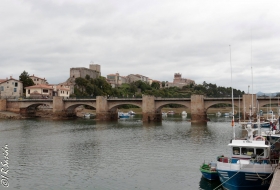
[1,0,280,93]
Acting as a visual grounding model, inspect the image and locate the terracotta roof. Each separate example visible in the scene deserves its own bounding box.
[56,86,70,91]
[30,75,47,80]
[0,78,22,84]
[25,84,53,89]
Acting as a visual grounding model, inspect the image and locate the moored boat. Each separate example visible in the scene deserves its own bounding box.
[181,111,187,117]
[118,112,130,119]
[200,162,219,181]
[216,123,279,190]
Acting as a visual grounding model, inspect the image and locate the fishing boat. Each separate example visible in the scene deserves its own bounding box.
[199,162,219,181]
[216,123,278,190]
[216,47,279,190]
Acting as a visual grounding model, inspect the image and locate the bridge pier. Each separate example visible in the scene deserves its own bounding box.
[0,99,6,111]
[142,95,162,122]
[96,96,118,121]
[191,95,207,122]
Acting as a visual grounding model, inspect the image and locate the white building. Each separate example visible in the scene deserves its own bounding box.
[0,77,23,98]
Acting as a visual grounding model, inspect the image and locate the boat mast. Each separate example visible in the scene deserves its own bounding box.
[230,45,235,139]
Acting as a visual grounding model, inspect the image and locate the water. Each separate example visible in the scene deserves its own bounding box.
[0,115,242,190]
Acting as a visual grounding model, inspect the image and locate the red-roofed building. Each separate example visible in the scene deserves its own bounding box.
[25,84,53,99]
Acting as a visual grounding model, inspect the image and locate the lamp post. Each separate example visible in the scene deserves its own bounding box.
[248,85,250,94]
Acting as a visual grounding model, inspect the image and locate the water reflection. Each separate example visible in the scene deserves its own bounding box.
[199,176,222,190]
[0,114,236,190]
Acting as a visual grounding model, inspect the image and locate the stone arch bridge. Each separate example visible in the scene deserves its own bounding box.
[0,94,278,122]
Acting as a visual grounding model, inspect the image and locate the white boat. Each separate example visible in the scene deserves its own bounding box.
[128,110,136,115]
[216,123,278,190]
[162,112,167,116]
[181,111,187,117]
[84,113,95,119]
[216,112,221,116]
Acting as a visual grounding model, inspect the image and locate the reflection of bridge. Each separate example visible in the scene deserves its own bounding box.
[0,94,278,122]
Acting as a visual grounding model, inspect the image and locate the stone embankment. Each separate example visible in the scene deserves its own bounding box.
[0,111,22,119]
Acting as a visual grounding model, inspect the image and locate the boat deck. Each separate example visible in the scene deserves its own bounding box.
[269,161,280,190]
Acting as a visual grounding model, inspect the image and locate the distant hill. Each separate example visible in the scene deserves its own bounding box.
[256,92,279,97]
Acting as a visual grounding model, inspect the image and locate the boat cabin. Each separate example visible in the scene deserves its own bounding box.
[229,139,269,159]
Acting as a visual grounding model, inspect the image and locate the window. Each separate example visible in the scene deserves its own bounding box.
[233,147,240,155]
[256,149,264,156]
[15,82,18,87]
[241,148,254,156]
[28,90,30,94]
[0,86,3,91]
[43,89,48,93]
[14,88,17,92]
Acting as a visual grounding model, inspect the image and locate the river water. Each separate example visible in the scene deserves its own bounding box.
[0,114,242,190]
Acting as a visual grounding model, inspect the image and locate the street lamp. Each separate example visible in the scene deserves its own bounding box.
[248,85,250,94]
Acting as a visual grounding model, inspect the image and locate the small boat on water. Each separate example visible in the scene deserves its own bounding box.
[216,112,221,117]
[162,112,167,116]
[181,111,187,117]
[199,162,219,181]
[167,111,175,115]
[128,110,135,115]
[84,113,95,118]
[118,112,130,119]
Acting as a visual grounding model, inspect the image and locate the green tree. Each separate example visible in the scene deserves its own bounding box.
[19,70,35,93]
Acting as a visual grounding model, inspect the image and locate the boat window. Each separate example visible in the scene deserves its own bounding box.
[256,148,264,156]
[241,148,254,156]
[233,147,240,155]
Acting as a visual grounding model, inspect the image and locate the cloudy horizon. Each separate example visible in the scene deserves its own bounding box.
[1,0,280,94]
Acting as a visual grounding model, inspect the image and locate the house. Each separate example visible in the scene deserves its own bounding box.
[52,83,71,98]
[25,84,53,99]
[30,74,48,85]
[107,73,127,88]
[0,77,23,98]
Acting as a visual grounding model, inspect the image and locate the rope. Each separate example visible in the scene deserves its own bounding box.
[213,169,241,190]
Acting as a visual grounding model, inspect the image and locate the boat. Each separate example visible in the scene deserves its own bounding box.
[181,111,187,117]
[128,110,136,115]
[199,162,219,181]
[216,48,279,190]
[167,111,175,115]
[162,112,167,116]
[118,112,130,119]
[84,113,95,118]
[224,113,229,117]
[253,121,271,128]
[216,124,279,190]
[216,112,221,117]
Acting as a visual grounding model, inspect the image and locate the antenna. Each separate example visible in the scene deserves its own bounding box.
[230,45,235,139]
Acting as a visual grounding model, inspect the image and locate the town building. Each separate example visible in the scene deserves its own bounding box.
[70,64,101,80]
[166,73,195,88]
[107,73,127,88]
[0,77,23,98]
[25,84,54,99]
[30,74,48,85]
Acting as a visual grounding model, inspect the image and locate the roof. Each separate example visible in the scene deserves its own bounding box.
[30,75,46,80]
[25,84,53,89]
[0,78,22,84]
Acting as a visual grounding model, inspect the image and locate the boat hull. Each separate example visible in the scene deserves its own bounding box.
[217,170,273,190]
[200,171,219,180]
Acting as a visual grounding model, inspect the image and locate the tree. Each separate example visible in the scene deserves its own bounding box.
[19,70,35,93]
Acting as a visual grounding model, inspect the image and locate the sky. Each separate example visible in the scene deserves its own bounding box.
[1,0,280,94]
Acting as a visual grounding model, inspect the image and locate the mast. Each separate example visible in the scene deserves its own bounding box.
[230,45,235,139]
